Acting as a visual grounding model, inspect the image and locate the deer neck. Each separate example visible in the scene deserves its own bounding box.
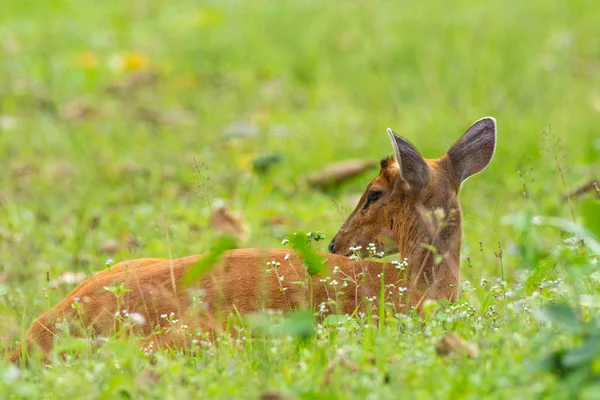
[395,205,462,300]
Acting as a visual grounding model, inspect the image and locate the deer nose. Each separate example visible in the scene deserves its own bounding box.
[328,239,336,253]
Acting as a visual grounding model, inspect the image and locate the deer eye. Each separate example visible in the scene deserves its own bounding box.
[364,190,382,209]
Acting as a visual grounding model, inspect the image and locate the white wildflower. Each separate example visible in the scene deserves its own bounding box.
[129,312,146,326]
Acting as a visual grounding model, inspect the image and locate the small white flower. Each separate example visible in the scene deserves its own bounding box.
[130,312,146,325]
[105,258,114,266]
[284,254,290,261]
[281,238,289,245]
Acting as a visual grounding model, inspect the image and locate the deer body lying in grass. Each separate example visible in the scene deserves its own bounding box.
[8,117,496,363]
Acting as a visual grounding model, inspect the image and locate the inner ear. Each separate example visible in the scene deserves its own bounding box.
[386,128,429,189]
[446,117,497,185]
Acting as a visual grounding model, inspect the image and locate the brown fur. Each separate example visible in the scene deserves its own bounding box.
[9,251,409,363]
[8,117,496,363]
[330,155,462,302]
[330,117,496,304]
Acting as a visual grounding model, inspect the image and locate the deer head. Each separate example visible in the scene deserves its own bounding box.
[329,117,496,295]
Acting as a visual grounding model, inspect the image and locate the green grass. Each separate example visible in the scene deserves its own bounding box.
[1,0,600,398]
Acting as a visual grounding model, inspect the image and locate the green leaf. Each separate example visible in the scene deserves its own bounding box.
[536,215,600,254]
[252,154,283,174]
[504,213,600,254]
[182,236,238,286]
[580,199,600,241]
[290,232,328,276]
[272,309,315,339]
[435,310,448,322]
[530,352,563,374]
[247,309,316,340]
[536,303,581,332]
[562,337,600,368]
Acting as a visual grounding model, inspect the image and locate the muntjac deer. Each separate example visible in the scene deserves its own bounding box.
[8,117,496,364]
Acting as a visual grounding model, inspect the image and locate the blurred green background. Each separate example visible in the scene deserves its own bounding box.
[1,0,599,340]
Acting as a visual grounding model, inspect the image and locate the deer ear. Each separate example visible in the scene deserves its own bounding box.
[447,117,497,185]
[386,128,429,189]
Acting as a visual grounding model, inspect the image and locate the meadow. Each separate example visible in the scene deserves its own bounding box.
[1,0,599,398]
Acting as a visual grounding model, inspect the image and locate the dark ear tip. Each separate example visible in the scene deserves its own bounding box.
[473,116,497,133]
[387,128,419,150]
